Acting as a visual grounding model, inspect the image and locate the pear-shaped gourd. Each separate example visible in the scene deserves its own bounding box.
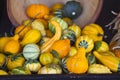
[66,47,88,74]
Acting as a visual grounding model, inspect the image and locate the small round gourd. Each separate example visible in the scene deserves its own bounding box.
[38,64,62,74]
[63,1,82,19]
[23,44,40,60]
[24,59,41,72]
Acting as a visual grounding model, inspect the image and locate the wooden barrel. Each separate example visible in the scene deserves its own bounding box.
[7,0,103,28]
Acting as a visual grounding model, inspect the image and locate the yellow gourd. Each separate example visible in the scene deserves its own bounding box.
[41,20,62,53]
[66,47,88,74]
[0,37,11,52]
[82,23,104,41]
[4,34,20,55]
[93,51,120,72]
[21,29,42,46]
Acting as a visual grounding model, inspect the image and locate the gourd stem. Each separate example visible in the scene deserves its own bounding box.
[97,33,103,36]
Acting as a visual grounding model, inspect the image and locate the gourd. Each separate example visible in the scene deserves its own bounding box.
[39,52,53,65]
[41,20,62,53]
[0,37,11,52]
[38,64,62,74]
[0,53,6,67]
[68,46,77,57]
[86,52,96,65]
[63,0,82,19]
[68,24,81,38]
[24,59,41,72]
[39,37,50,46]
[66,47,88,74]
[0,70,8,75]
[94,41,109,52]
[31,19,46,36]
[50,39,70,58]
[82,23,104,42]
[7,54,25,70]
[76,35,94,53]
[50,3,64,12]
[20,29,42,46]
[93,51,120,72]
[4,34,20,55]
[10,66,31,75]
[23,44,40,60]
[49,17,68,34]
[88,64,111,74]
[26,4,49,19]
[14,25,32,39]
[61,29,76,45]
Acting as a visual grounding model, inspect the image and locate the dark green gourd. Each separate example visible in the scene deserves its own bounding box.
[63,0,82,19]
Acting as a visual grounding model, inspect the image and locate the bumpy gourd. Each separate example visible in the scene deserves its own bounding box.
[82,23,104,42]
[66,47,88,74]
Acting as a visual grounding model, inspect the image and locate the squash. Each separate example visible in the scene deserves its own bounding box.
[39,52,53,65]
[50,3,64,12]
[10,66,31,75]
[86,52,96,65]
[31,19,46,36]
[93,51,120,72]
[94,41,109,52]
[38,64,62,74]
[68,24,81,38]
[68,46,77,57]
[0,70,8,75]
[76,35,94,53]
[23,44,40,60]
[0,53,6,68]
[21,29,42,46]
[7,54,25,70]
[66,47,88,74]
[62,17,73,26]
[60,57,69,73]
[61,29,76,45]
[4,34,20,55]
[49,17,68,34]
[82,23,104,41]
[0,37,11,52]
[50,39,70,58]
[41,20,62,53]
[62,1,82,19]
[24,59,41,72]
[14,25,32,39]
[26,4,49,19]
[39,37,50,46]
[88,64,111,74]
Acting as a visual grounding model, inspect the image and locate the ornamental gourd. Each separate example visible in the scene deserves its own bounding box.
[41,20,62,53]
[50,39,70,58]
[7,54,25,70]
[24,59,41,72]
[26,4,49,19]
[66,47,88,74]
[76,35,94,53]
[38,64,62,74]
[23,44,40,60]
[82,23,104,41]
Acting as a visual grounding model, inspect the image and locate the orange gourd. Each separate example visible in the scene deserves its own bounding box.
[26,4,49,19]
[50,39,70,58]
[66,47,88,74]
[14,25,32,39]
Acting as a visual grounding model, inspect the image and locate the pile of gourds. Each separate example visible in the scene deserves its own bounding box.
[0,1,119,75]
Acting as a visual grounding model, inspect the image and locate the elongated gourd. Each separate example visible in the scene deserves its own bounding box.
[41,20,62,53]
[93,51,120,72]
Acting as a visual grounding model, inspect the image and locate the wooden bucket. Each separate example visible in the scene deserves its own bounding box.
[7,0,103,28]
